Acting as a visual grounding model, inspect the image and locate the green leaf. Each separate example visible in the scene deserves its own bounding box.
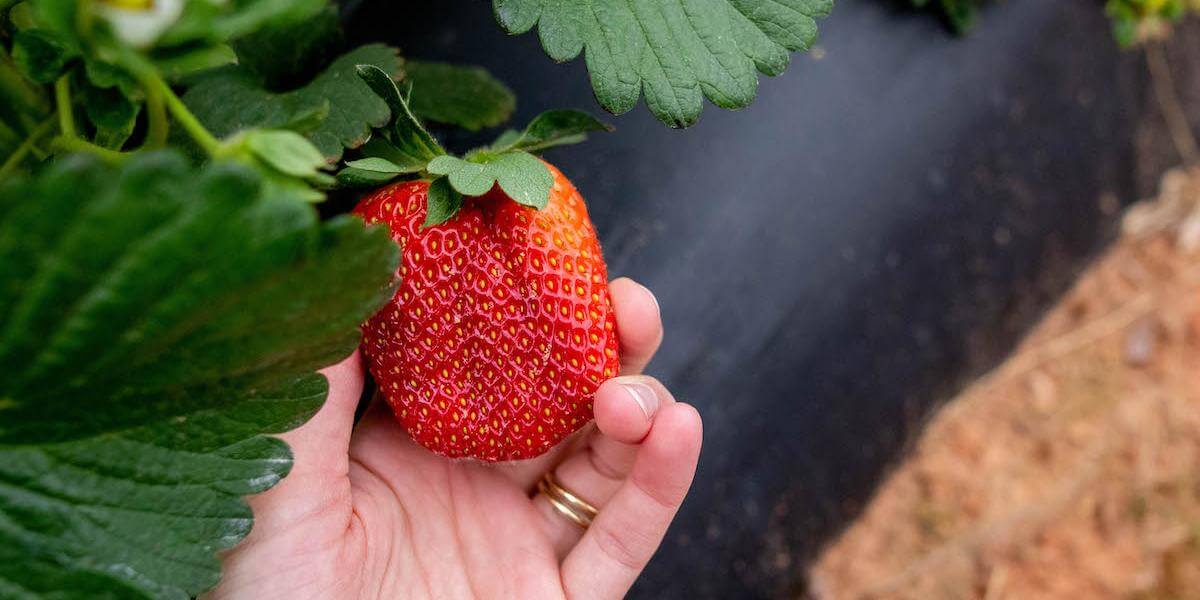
[154,42,239,79]
[208,0,328,42]
[336,157,411,188]
[83,59,140,99]
[404,60,515,131]
[183,44,403,161]
[335,167,398,188]
[232,3,342,89]
[345,157,406,173]
[424,176,464,227]
[243,129,328,178]
[0,152,398,597]
[81,81,140,150]
[427,150,553,209]
[356,64,445,169]
[11,28,77,83]
[8,1,36,29]
[149,0,328,49]
[492,109,612,153]
[28,0,74,38]
[492,0,833,127]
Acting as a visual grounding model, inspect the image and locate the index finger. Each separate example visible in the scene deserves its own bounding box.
[560,402,703,599]
[609,277,662,376]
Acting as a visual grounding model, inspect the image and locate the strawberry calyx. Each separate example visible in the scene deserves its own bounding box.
[338,65,613,226]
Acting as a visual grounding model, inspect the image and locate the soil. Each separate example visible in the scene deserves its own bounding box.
[810,168,1200,599]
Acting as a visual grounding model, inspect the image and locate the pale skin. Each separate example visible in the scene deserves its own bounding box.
[210,278,704,599]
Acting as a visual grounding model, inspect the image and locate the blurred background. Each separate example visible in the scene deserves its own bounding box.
[346,1,1200,597]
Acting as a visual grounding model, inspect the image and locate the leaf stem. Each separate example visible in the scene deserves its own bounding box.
[0,116,56,179]
[145,72,220,155]
[54,75,76,139]
[74,0,96,39]
[143,75,168,149]
[50,135,126,163]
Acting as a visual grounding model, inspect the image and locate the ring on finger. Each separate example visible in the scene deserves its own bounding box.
[537,472,599,528]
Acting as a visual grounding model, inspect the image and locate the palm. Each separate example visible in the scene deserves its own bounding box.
[209,279,703,600]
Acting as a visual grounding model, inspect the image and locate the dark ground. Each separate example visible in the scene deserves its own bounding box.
[342,1,1194,597]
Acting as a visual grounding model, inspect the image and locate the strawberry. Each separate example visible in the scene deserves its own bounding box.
[354,162,620,461]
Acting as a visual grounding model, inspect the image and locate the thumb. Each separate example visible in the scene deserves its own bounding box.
[244,351,365,536]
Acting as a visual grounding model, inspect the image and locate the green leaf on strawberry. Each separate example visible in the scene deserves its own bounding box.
[344,72,611,214]
[335,63,447,187]
[183,43,403,161]
[0,152,398,596]
[418,108,610,211]
[337,156,414,187]
[356,63,445,164]
[492,0,832,127]
[404,60,516,131]
[428,150,553,209]
[424,175,465,227]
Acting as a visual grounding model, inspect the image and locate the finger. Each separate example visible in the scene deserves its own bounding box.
[609,277,662,376]
[215,353,367,597]
[593,376,665,445]
[277,350,365,477]
[532,376,670,556]
[504,277,663,488]
[243,351,365,535]
[561,402,702,600]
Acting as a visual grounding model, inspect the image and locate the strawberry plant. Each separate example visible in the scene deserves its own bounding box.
[0,0,834,596]
[918,0,1197,40]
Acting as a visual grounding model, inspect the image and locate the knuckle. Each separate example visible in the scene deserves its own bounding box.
[585,446,627,481]
[591,521,649,571]
[631,473,684,512]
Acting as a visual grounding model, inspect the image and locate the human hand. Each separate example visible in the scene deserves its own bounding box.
[209,278,703,599]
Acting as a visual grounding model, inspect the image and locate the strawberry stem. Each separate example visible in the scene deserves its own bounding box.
[54,75,75,140]
[49,135,126,163]
[142,75,168,149]
[149,73,220,156]
[48,71,130,163]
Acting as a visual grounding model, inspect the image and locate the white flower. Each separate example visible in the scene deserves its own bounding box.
[98,0,187,49]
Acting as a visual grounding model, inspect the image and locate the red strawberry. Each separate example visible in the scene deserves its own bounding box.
[354,162,620,461]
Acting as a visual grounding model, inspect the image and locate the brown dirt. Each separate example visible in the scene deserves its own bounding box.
[810,168,1200,600]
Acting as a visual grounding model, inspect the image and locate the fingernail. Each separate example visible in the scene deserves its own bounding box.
[622,382,659,420]
[637,282,660,317]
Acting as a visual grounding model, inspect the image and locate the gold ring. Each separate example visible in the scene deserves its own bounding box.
[537,472,598,528]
